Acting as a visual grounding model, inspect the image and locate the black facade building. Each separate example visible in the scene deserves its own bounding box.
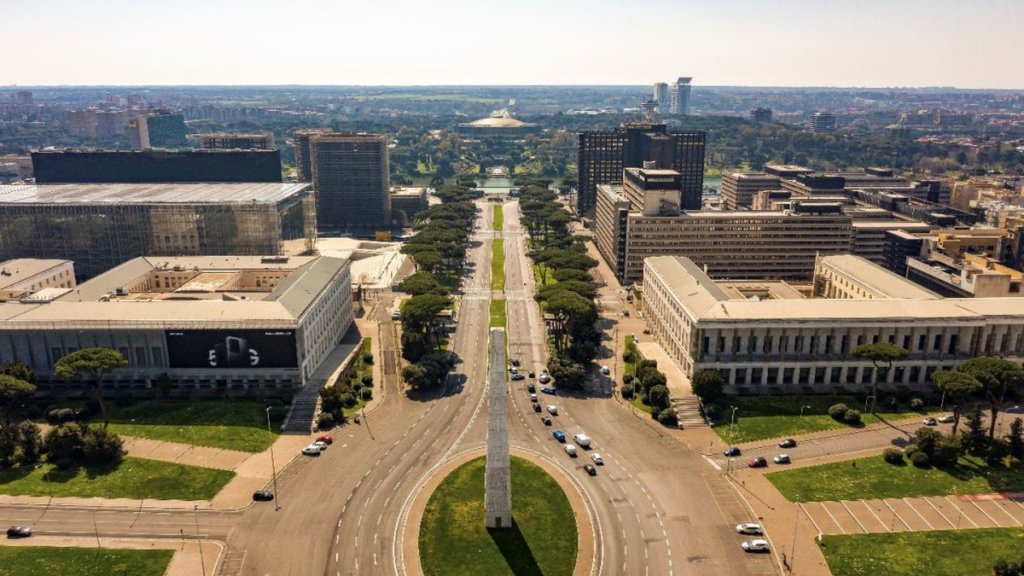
[311,133,391,236]
[577,123,704,215]
[32,149,282,184]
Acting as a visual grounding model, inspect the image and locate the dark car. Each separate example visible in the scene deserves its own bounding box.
[253,490,274,502]
[778,439,797,449]
[748,457,768,468]
[532,403,542,413]
[540,387,556,395]
[510,358,521,367]
[583,464,597,476]
[723,447,741,457]
[528,371,536,379]
[541,416,553,426]
[511,372,525,381]
[6,526,31,538]
[527,383,536,393]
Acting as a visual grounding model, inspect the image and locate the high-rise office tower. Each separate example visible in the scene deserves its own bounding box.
[128,112,187,149]
[198,132,276,150]
[671,77,692,115]
[311,133,391,236]
[750,107,773,122]
[811,112,837,133]
[577,123,705,215]
[652,83,670,113]
[294,129,330,182]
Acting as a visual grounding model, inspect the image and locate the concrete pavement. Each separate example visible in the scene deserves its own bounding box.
[0,536,222,576]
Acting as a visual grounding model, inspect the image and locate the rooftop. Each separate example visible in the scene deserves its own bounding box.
[817,254,939,299]
[0,183,311,205]
[463,116,534,128]
[0,259,71,290]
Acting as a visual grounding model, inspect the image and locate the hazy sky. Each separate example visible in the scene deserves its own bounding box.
[6,0,1024,88]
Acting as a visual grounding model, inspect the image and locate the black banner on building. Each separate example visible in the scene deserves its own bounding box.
[165,330,298,369]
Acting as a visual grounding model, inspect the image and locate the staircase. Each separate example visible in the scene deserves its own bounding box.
[282,382,322,433]
[672,395,708,429]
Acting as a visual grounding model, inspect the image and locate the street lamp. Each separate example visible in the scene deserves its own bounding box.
[800,405,812,417]
[730,406,739,431]
[193,504,207,576]
[265,406,280,511]
[864,395,875,413]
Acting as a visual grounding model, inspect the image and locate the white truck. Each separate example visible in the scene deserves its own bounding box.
[573,433,591,448]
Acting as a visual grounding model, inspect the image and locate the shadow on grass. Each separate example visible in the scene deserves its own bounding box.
[940,459,1024,492]
[488,518,542,576]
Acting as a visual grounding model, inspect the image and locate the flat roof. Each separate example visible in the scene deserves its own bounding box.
[0,183,311,205]
[0,259,70,290]
[818,254,939,299]
[851,220,932,230]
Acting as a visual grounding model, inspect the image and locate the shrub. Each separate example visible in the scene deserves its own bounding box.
[704,403,721,420]
[657,408,678,427]
[16,421,42,465]
[622,373,634,385]
[339,392,357,408]
[910,397,925,410]
[828,403,849,420]
[844,409,862,425]
[987,438,1011,466]
[82,427,124,465]
[622,350,636,364]
[360,388,373,401]
[317,412,335,430]
[620,383,634,399]
[114,391,135,408]
[361,374,374,387]
[993,560,1021,576]
[904,444,919,458]
[910,450,930,468]
[362,352,374,365]
[883,447,904,464]
[46,407,76,424]
[650,407,662,421]
[648,385,670,409]
[933,435,960,468]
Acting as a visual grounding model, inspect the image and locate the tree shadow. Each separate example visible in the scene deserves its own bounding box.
[0,464,35,485]
[488,518,543,576]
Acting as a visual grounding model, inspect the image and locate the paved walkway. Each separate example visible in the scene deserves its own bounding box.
[122,437,249,471]
[0,535,222,576]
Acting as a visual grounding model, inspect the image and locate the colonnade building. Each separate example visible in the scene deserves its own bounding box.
[0,255,353,397]
[642,254,1024,393]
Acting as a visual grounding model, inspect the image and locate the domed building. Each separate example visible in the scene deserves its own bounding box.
[455,109,541,139]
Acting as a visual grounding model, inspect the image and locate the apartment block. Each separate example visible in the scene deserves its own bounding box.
[721,172,781,210]
[311,133,391,236]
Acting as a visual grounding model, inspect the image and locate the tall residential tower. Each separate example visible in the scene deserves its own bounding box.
[311,133,391,236]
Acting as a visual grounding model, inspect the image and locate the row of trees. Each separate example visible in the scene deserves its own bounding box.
[620,354,677,426]
[517,179,602,390]
[398,184,476,391]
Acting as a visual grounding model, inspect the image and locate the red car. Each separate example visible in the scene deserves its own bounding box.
[747,457,768,468]
[316,435,333,445]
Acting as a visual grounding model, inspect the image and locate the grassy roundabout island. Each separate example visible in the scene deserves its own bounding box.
[419,456,578,576]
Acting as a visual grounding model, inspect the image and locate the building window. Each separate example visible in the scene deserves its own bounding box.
[134,347,147,367]
[152,347,164,368]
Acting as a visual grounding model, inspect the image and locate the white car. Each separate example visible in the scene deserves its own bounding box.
[735,523,763,535]
[591,453,604,465]
[938,415,955,423]
[564,445,577,457]
[600,365,610,375]
[741,539,770,553]
[301,444,321,456]
[313,440,328,451]
[547,405,558,415]
[538,373,551,384]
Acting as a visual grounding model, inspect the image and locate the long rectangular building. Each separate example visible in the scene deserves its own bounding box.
[32,149,282,184]
[0,255,353,395]
[0,183,316,279]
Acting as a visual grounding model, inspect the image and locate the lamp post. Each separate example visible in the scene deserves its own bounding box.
[864,395,875,413]
[730,406,739,433]
[193,504,207,576]
[265,406,280,511]
[800,405,811,417]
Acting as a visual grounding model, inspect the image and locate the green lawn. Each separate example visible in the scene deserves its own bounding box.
[107,399,281,453]
[713,395,927,444]
[623,335,637,376]
[490,299,507,328]
[0,457,234,500]
[533,263,555,288]
[491,238,505,290]
[0,546,173,576]
[420,456,577,576]
[493,203,503,231]
[819,528,1024,576]
[768,454,1024,502]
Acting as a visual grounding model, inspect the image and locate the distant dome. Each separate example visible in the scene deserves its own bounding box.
[466,116,529,128]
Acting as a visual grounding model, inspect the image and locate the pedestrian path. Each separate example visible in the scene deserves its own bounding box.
[122,437,249,471]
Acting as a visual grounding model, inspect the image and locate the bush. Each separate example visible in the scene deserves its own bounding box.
[704,403,721,420]
[362,352,374,365]
[622,350,636,364]
[844,409,862,425]
[317,412,335,430]
[691,369,725,401]
[910,398,925,410]
[650,407,662,421]
[904,444,920,458]
[620,383,634,400]
[46,407,77,425]
[910,450,930,468]
[114,391,135,408]
[339,392,357,408]
[883,447,904,464]
[361,374,374,387]
[828,403,849,420]
[657,408,678,427]
[622,373,634,385]
[987,438,1012,465]
[360,388,373,401]
[648,385,670,409]
[16,421,42,465]
[82,427,124,465]
[44,423,124,468]
[993,559,1021,576]
[933,435,960,468]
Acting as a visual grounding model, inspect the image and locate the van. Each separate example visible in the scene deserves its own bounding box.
[391,309,401,320]
[564,445,577,457]
[573,433,591,448]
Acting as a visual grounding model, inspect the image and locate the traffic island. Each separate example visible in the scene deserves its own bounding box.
[418,455,579,576]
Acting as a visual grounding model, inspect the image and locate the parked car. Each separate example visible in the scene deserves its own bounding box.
[923,417,938,426]
[723,447,741,457]
[564,445,577,457]
[773,454,791,464]
[583,464,597,476]
[528,371,536,379]
[538,373,551,384]
[511,372,525,381]
[591,453,604,465]
[573,433,592,448]
[748,457,768,468]
[313,440,329,451]
[526,383,536,392]
[6,526,31,538]
[547,405,558,415]
[642,329,651,335]
[600,365,610,375]
[778,438,797,448]
[938,415,955,423]
[541,417,552,426]
[253,490,274,502]
[735,523,763,535]
[1004,405,1024,414]
[540,386,556,395]
[530,394,538,402]
[315,435,333,445]
[741,539,770,553]
[510,358,521,367]
[553,430,566,442]
[301,444,322,456]
[532,403,542,413]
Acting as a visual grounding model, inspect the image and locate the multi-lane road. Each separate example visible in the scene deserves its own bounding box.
[2,197,781,576]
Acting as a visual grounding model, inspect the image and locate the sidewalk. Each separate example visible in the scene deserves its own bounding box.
[0,535,222,576]
[122,437,249,471]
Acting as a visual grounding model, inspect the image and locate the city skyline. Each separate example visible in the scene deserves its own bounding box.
[5,0,1024,89]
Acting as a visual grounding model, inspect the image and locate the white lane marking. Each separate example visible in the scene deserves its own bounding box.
[860,500,889,532]
[901,498,934,530]
[945,496,979,527]
[840,500,868,533]
[922,497,955,528]
[819,502,845,534]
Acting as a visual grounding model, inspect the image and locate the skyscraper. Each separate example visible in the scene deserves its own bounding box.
[128,112,187,149]
[671,77,692,115]
[750,107,773,122]
[577,123,705,215]
[652,83,669,113]
[311,133,391,236]
[294,129,330,182]
[811,112,837,133]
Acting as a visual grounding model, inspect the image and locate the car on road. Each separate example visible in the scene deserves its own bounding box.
[547,405,558,415]
[741,539,770,553]
[527,383,536,392]
[747,457,768,468]
[600,365,610,375]
[529,394,538,402]
[511,372,525,381]
[553,430,566,442]
[6,526,31,538]
[773,454,791,464]
[778,438,797,448]
[591,453,604,465]
[564,445,577,457]
[253,491,274,502]
[316,435,333,445]
[573,433,592,448]
[642,329,651,335]
[540,386,556,395]
[938,415,955,423]
[538,373,551,384]
[583,464,597,476]
[1004,405,1024,414]
[541,417,552,426]
[723,447,741,457]
[735,523,763,535]
[923,417,938,426]
[313,440,329,451]
[301,444,322,456]
[510,358,521,367]
[532,403,542,413]
[528,371,536,379]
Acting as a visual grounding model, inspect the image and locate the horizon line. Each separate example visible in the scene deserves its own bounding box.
[4,83,1023,92]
